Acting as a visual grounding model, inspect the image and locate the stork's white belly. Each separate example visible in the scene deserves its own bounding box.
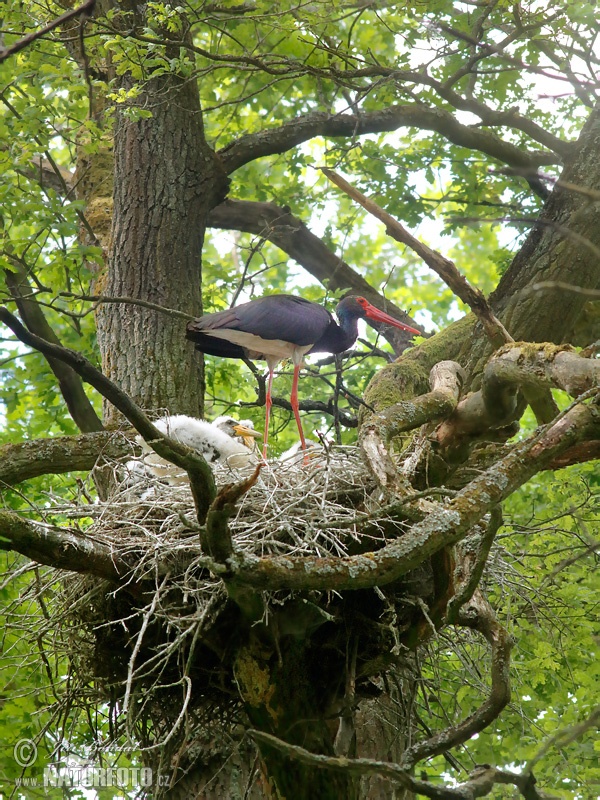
[205,330,313,361]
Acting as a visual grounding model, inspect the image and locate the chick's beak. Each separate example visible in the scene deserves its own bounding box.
[234,424,262,449]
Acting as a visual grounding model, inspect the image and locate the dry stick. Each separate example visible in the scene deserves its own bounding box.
[0,0,96,63]
[58,291,195,321]
[320,168,513,348]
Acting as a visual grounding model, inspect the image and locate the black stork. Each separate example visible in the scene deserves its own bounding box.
[186,295,421,458]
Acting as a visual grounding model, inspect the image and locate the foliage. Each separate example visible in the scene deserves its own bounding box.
[0,0,598,797]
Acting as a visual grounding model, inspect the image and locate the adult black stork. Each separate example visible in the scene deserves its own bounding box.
[186,295,420,458]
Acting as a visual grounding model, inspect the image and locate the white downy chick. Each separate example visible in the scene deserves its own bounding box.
[136,414,261,484]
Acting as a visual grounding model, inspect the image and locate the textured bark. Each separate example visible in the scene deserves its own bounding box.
[460,99,600,381]
[235,632,361,800]
[95,25,228,422]
[0,431,133,485]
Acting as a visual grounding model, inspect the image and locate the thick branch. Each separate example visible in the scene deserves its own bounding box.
[436,344,600,450]
[218,106,560,180]
[361,360,465,488]
[249,730,548,799]
[203,465,261,563]
[0,509,132,583]
[227,401,598,592]
[0,431,134,486]
[384,360,465,438]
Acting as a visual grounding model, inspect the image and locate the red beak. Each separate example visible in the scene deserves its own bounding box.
[363,302,421,336]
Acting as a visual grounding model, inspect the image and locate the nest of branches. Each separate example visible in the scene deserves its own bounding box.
[34,446,435,768]
[4,441,590,788]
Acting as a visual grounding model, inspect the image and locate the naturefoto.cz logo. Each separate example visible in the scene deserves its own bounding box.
[13,739,154,789]
[44,766,153,789]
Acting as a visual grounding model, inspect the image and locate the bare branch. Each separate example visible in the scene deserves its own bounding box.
[218,106,561,181]
[58,292,195,321]
[3,259,103,433]
[249,729,551,799]
[402,590,512,769]
[447,507,503,622]
[531,281,600,298]
[321,168,513,348]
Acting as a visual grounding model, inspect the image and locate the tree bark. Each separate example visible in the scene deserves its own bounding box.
[95,12,228,422]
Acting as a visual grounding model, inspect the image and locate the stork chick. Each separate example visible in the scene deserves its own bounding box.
[135,414,261,485]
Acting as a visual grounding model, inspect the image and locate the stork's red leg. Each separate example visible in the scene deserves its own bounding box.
[290,361,308,453]
[262,358,277,460]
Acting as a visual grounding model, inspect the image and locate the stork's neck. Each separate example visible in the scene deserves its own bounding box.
[310,312,358,354]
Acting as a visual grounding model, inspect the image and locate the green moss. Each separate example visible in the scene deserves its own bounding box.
[362,315,474,419]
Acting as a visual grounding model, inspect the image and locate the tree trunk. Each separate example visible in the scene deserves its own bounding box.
[235,629,361,800]
[96,36,228,422]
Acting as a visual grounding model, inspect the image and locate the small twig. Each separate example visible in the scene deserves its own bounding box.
[525,705,600,774]
[530,281,600,299]
[58,291,195,320]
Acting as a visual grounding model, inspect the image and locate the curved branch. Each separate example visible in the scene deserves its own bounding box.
[361,360,465,488]
[447,506,503,622]
[436,344,600,452]
[0,307,216,524]
[4,262,103,432]
[401,590,512,769]
[249,729,548,799]
[218,105,561,180]
[227,400,598,593]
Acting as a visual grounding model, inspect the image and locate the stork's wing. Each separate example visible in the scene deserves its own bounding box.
[187,295,333,348]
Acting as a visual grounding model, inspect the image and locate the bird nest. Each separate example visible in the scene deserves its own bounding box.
[51,446,413,712]
[6,445,529,783]
[8,443,453,784]
[95,444,378,558]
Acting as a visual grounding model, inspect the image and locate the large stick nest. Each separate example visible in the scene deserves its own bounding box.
[51,449,433,720]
